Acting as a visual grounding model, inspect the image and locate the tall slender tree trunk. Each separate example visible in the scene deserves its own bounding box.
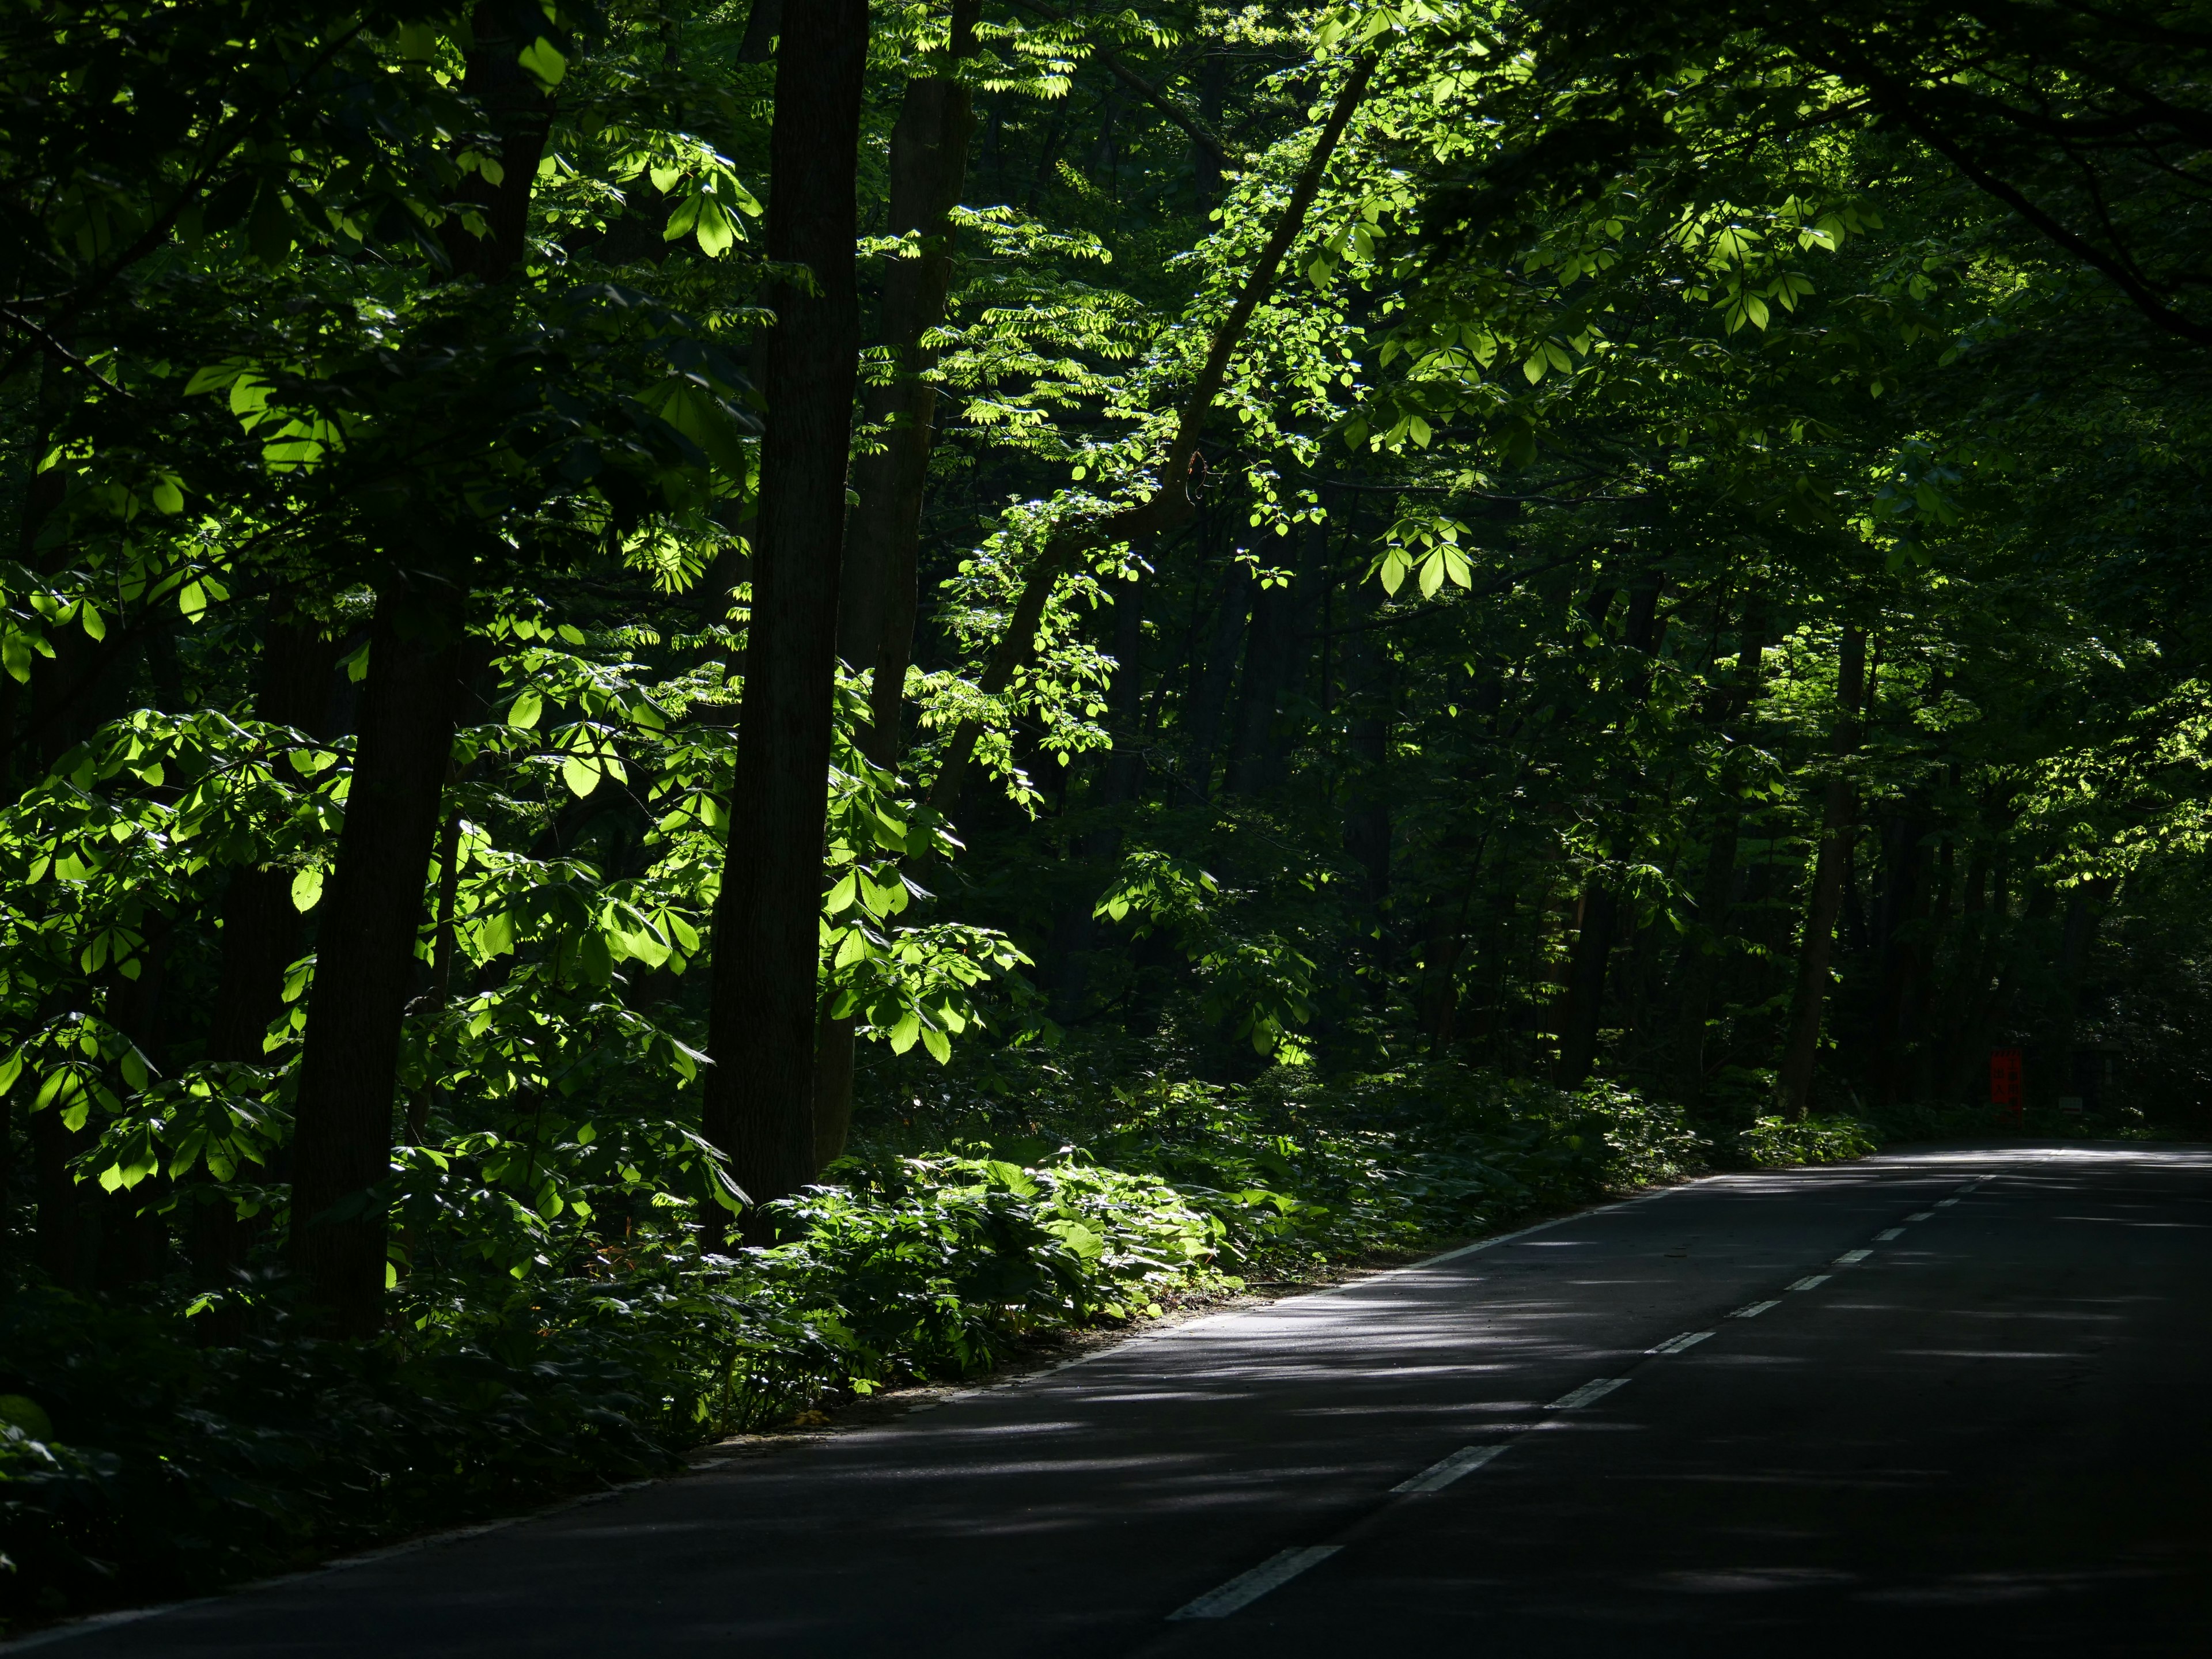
[1554,573,1666,1087]
[811,2,981,1170]
[191,607,334,1304]
[841,0,981,760]
[1187,559,1252,793]
[1673,616,1770,1094]
[1873,803,1929,1105]
[289,588,466,1334]
[705,0,870,1232]
[1776,625,1868,1119]
[286,16,544,1332]
[1045,574,1146,1024]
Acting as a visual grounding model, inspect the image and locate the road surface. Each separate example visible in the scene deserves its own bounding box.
[22,1141,2212,1656]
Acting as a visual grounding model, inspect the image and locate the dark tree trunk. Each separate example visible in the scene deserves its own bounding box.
[1777,626,1868,1119]
[283,16,544,1334]
[840,2,980,758]
[1554,573,1666,1088]
[1873,806,1929,1104]
[809,1,977,1173]
[1554,886,1619,1087]
[1185,559,1251,793]
[190,611,337,1304]
[706,0,870,1232]
[1225,566,1296,796]
[206,613,335,1066]
[737,0,782,61]
[1340,587,1393,922]
[1045,575,1147,1022]
[289,590,465,1335]
[2047,877,2112,1105]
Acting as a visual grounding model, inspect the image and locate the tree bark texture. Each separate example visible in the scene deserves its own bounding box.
[840,2,980,763]
[289,592,465,1335]
[809,3,982,1171]
[191,610,335,1304]
[282,16,546,1332]
[1777,625,1868,1119]
[705,0,870,1230]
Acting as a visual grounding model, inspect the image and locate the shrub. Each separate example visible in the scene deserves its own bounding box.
[1738,1113,1879,1166]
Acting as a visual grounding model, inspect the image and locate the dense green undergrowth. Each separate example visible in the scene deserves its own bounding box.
[0,1060,1701,1630]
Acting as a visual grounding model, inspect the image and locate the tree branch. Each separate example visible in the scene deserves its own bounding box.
[926,50,1378,814]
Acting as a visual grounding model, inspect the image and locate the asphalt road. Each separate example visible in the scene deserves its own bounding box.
[24,1140,2212,1657]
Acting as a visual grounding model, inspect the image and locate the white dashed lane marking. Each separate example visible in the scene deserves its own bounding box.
[1393,1444,1508,1494]
[1168,1547,1342,1620]
[1549,1377,1631,1410]
[1168,1168,2012,1623]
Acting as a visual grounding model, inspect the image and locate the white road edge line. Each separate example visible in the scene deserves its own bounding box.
[1731,1300,1782,1319]
[1874,1228,1906,1241]
[1835,1248,1872,1264]
[1786,1274,1831,1291]
[1647,1330,1715,1355]
[1548,1377,1630,1410]
[1393,1444,1508,1494]
[1168,1546,1343,1620]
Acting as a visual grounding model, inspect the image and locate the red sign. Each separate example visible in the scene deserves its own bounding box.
[1991,1048,2024,1113]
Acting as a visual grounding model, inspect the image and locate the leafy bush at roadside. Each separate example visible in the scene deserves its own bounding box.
[0,1060,1700,1634]
[1738,1113,1880,1166]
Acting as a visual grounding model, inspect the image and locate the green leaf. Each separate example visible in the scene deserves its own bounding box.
[518,36,566,88]
[508,690,543,729]
[290,868,324,912]
[562,753,599,797]
[695,199,735,258]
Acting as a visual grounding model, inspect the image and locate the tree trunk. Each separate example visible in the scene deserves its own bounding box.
[810,3,982,1172]
[1776,625,1868,1119]
[289,590,465,1335]
[1185,559,1251,793]
[1873,804,1929,1105]
[283,15,546,1334]
[841,1,980,760]
[1554,572,1666,1088]
[1044,575,1147,1023]
[191,609,335,1303]
[705,0,870,1233]
[1225,573,1293,796]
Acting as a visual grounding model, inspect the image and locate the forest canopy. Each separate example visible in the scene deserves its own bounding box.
[4,0,2210,1622]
